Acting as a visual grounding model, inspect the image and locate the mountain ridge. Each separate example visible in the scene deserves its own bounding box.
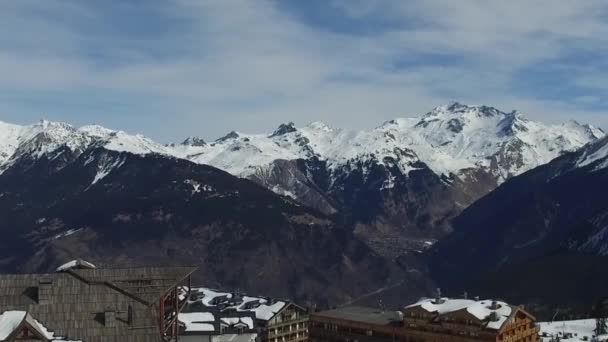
[2,103,602,181]
[1,103,603,258]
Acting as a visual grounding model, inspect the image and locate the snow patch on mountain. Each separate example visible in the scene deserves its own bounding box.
[91,155,126,185]
[271,185,297,199]
[578,225,608,255]
[575,136,608,171]
[0,121,23,165]
[103,131,170,156]
[0,103,603,184]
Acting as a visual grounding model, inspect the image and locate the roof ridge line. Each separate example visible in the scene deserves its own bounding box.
[64,269,152,306]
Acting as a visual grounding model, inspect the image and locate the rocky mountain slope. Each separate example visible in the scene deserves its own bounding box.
[0,141,420,306]
[172,103,602,256]
[0,103,603,259]
[0,102,604,309]
[430,135,608,317]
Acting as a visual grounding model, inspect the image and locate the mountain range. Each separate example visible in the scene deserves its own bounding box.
[0,102,605,311]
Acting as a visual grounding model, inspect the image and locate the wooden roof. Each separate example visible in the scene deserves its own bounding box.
[0,266,196,341]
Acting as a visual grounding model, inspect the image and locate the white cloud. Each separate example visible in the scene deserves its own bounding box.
[0,0,606,141]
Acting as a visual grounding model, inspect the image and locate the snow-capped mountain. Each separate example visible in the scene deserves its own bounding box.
[0,103,605,311]
[1,103,602,183]
[0,120,169,172]
[169,102,602,182]
[0,103,603,257]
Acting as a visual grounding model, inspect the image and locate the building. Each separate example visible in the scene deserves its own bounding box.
[309,306,405,341]
[179,308,258,342]
[402,297,540,341]
[0,259,195,341]
[310,297,540,342]
[180,287,309,342]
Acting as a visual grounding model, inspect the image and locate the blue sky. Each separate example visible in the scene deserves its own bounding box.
[0,0,607,142]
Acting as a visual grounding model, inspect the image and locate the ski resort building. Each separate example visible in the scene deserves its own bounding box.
[0,259,196,341]
[310,297,540,342]
[180,287,309,342]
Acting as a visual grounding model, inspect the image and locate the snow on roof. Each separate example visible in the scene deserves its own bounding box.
[0,311,62,341]
[220,317,255,330]
[0,310,79,341]
[191,288,287,321]
[406,298,513,330]
[56,259,96,272]
[179,312,216,332]
[27,316,56,340]
[0,311,26,340]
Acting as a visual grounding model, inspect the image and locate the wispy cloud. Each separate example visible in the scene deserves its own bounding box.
[0,0,606,141]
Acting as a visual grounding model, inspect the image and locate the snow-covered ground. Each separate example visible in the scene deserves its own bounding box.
[538,319,608,341]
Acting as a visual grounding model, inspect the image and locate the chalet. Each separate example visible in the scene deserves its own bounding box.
[403,297,540,341]
[310,297,540,342]
[180,287,309,342]
[0,259,195,341]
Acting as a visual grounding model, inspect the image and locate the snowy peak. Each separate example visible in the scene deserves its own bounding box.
[562,119,605,140]
[173,103,603,184]
[0,103,603,184]
[425,102,504,119]
[306,121,334,132]
[0,119,171,172]
[216,131,240,142]
[270,122,297,137]
[181,136,207,147]
[10,120,86,160]
[420,103,525,135]
[78,125,115,138]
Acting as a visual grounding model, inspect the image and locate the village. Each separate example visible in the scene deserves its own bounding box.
[0,260,605,342]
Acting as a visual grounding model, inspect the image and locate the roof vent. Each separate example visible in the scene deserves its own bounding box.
[433,288,445,304]
[490,300,501,310]
[38,279,53,305]
[489,312,500,322]
[104,311,116,328]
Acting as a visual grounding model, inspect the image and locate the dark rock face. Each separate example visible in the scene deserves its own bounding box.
[270,122,297,137]
[182,137,207,147]
[0,147,422,306]
[249,156,499,259]
[430,138,608,317]
[216,131,240,142]
[248,158,338,215]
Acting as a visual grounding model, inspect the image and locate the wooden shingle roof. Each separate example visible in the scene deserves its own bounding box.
[0,265,196,342]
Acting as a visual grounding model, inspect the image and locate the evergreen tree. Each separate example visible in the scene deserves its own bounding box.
[593,297,608,336]
[596,317,607,336]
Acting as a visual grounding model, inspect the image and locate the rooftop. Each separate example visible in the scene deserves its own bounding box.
[405,297,515,330]
[186,287,288,321]
[313,306,402,326]
[0,260,196,341]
